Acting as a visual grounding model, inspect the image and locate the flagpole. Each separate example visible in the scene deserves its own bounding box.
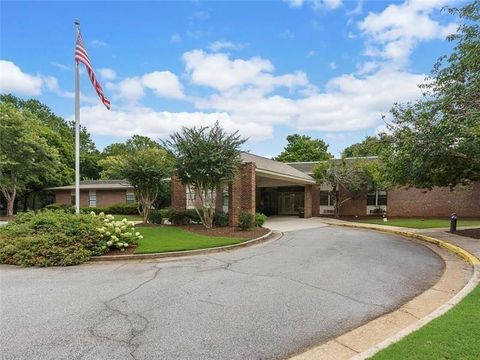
[74,19,81,214]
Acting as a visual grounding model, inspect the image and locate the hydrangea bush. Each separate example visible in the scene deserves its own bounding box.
[94,213,143,251]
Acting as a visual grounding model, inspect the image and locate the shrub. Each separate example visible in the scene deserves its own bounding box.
[254,213,267,227]
[0,210,107,267]
[238,212,255,230]
[186,209,203,224]
[105,203,139,215]
[45,203,74,213]
[214,211,229,227]
[148,209,171,224]
[80,206,107,215]
[0,210,143,267]
[95,213,142,250]
[168,210,190,225]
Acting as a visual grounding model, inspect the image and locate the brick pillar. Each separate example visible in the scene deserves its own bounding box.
[229,173,242,226]
[312,185,320,217]
[171,176,186,210]
[215,187,224,212]
[228,163,256,226]
[241,162,256,214]
[304,184,313,218]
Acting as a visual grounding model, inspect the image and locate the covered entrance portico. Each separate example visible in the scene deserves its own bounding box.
[255,169,316,217]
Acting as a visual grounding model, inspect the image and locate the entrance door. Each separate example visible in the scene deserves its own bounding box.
[279,192,303,215]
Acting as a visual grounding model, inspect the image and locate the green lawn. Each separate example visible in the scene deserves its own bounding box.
[112,214,143,222]
[134,226,245,253]
[371,284,480,359]
[353,218,480,229]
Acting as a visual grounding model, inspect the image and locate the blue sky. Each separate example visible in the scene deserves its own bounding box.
[1,0,460,157]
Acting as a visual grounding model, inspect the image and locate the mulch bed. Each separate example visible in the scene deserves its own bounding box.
[455,228,480,240]
[107,245,137,255]
[181,225,270,239]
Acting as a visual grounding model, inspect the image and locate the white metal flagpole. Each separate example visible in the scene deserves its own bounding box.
[74,19,81,214]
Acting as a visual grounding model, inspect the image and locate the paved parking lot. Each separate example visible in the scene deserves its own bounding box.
[0,226,444,360]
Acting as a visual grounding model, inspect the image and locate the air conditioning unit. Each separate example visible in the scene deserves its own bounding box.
[320,206,335,215]
[366,205,387,215]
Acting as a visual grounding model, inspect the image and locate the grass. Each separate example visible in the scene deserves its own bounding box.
[111,214,143,222]
[134,226,245,253]
[371,284,480,359]
[353,218,480,229]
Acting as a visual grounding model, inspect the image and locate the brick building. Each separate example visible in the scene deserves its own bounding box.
[50,180,135,208]
[171,153,480,226]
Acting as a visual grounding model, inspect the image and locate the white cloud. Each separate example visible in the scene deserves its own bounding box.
[183,50,309,93]
[115,77,145,103]
[170,33,182,43]
[328,62,337,70]
[0,60,43,95]
[90,39,107,48]
[286,0,342,10]
[99,68,117,81]
[280,29,295,39]
[141,71,184,99]
[109,70,184,102]
[73,105,273,141]
[50,62,70,71]
[208,41,248,52]
[359,0,457,65]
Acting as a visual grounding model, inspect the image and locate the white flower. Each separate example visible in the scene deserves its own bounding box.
[120,248,125,252]
[90,211,96,216]
[106,241,112,246]
[122,218,128,223]
[107,214,114,220]
[121,225,126,231]
[104,219,109,223]
[138,235,143,239]
[123,243,128,247]
[135,232,140,236]
[111,235,118,241]
[124,232,132,237]
[99,212,105,217]
[105,232,111,236]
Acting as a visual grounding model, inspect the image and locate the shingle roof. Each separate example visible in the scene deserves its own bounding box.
[49,180,133,190]
[287,156,380,174]
[241,152,315,183]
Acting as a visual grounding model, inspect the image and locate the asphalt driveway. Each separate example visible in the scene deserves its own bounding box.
[0,226,444,360]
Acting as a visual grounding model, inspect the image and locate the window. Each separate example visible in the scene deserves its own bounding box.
[126,191,135,204]
[319,190,336,206]
[88,190,97,207]
[186,188,196,209]
[367,190,387,206]
[223,189,229,213]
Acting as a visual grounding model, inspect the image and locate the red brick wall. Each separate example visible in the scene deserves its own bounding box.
[229,163,256,226]
[388,183,480,217]
[54,189,128,208]
[337,187,368,216]
[171,176,187,210]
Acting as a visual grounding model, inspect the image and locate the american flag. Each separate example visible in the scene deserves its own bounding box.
[75,31,111,109]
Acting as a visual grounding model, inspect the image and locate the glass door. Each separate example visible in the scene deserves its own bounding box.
[279,192,303,215]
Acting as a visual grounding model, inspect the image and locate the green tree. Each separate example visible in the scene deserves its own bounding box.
[100,147,173,223]
[312,159,385,217]
[275,134,332,162]
[102,135,161,158]
[384,1,480,188]
[342,135,389,158]
[163,122,247,229]
[0,103,62,216]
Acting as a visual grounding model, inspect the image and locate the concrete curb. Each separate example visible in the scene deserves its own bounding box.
[91,229,275,262]
[352,264,479,360]
[291,220,479,360]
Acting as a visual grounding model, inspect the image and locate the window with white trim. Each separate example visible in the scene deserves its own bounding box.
[126,191,135,204]
[186,188,196,209]
[367,189,387,206]
[88,190,97,207]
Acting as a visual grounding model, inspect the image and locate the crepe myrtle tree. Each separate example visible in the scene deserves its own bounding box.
[312,159,386,218]
[100,147,173,223]
[163,121,247,229]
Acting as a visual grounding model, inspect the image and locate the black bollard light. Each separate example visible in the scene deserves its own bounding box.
[450,213,458,233]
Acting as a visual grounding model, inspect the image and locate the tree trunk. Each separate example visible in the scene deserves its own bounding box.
[1,179,16,217]
[334,186,340,218]
[6,199,14,217]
